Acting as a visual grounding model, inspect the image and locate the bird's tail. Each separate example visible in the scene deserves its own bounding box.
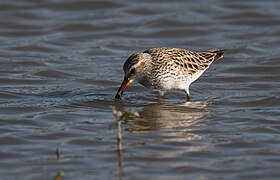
[207,49,226,61]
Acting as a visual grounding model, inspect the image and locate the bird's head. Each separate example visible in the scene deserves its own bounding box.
[115,53,151,99]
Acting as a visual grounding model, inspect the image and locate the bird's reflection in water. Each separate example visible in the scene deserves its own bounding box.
[124,101,210,139]
[114,101,210,179]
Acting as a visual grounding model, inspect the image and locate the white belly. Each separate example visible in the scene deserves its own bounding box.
[160,70,205,91]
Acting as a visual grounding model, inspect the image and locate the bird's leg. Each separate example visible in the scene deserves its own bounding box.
[158,91,165,97]
[156,91,165,103]
[186,94,191,102]
[185,89,191,102]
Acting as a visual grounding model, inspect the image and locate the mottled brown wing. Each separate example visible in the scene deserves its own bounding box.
[144,48,225,74]
[172,50,224,73]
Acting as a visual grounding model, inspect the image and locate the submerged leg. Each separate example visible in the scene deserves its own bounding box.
[158,91,165,97]
[156,91,165,102]
[186,93,191,102]
[185,88,191,102]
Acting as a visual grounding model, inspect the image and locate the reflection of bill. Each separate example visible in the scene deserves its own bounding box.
[126,101,209,136]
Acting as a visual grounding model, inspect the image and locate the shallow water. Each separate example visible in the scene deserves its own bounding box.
[0,0,280,179]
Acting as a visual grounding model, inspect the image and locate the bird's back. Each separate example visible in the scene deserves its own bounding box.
[141,47,225,91]
[144,47,224,74]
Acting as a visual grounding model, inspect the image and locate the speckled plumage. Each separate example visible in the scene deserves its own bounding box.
[115,47,225,100]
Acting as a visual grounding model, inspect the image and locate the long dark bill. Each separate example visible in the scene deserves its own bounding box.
[115,77,132,99]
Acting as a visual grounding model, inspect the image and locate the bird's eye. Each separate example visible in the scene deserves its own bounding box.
[130,68,136,74]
